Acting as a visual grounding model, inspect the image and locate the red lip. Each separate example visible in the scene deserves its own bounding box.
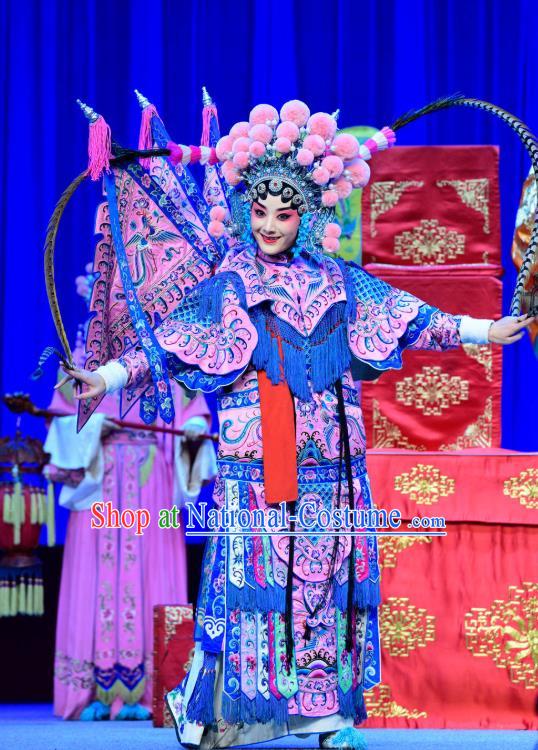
[261,234,279,244]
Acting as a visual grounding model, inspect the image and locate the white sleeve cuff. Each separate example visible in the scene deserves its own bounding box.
[180,416,209,432]
[95,360,129,393]
[459,316,494,345]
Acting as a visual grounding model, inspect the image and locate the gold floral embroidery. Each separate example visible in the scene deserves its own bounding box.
[503,469,538,510]
[371,400,426,450]
[396,366,469,416]
[462,343,493,382]
[440,397,493,449]
[464,582,538,690]
[369,180,424,237]
[377,536,432,570]
[437,178,490,233]
[380,596,436,656]
[394,219,465,264]
[394,464,455,506]
[364,682,427,718]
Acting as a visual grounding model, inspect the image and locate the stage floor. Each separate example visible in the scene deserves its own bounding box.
[1,705,536,750]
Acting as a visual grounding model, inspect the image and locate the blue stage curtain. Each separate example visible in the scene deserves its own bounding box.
[0,0,536,500]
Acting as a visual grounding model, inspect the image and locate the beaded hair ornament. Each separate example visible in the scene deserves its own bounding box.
[167,99,396,255]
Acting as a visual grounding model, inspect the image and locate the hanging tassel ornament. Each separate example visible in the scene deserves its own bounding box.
[30,492,37,524]
[38,492,45,525]
[135,89,158,170]
[3,492,11,523]
[76,99,113,181]
[11,464,23,546]
[201,86,219,147]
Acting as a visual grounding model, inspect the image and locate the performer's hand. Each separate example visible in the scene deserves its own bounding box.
[54,366,106,400]
[488,314,538,344]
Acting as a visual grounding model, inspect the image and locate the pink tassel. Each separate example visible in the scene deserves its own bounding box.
[138,103,158,170]
[87,115,112,181]
[201,104,219,147]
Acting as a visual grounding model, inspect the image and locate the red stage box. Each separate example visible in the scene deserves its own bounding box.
[153,604,194,728]
[361,264,503,451]
[363,521,538,729]
[362,448,537,728]
[362,146,500,266]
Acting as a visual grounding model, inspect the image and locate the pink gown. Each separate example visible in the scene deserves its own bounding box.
[48,381,212,719]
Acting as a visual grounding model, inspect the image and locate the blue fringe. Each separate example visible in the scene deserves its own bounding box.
[269,693,290,725]
[338,685,357,718]
[255,582,286,613]
[227,581,286,613]
[251,301,351,401]
[281,339,310,401]
[222,691,277,726]
[334,577,381,610]
[310,303,351,393]
[239,693,260,724]
[255,692,273,723]
[185,651,217,725]
[196,271,247,324]
[221,693,241,724]
[354,690,368,724]
[251,307,282,384]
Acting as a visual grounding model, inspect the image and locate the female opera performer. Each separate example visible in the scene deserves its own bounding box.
[54,98,536,747]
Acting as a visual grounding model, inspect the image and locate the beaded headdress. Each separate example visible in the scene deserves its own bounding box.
[167,99,396,253]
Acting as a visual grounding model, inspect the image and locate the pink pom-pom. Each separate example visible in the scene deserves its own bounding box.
[296,148,314,166]
[233,151,250,169]
[209,205,227,221]
[307,112,337,141]
[322,236,340,252]
[230,121,250,138]
[331,133,360,160]
[280,100,310,127]
[248,124,273,144]
[303,134,326,156]
[381,126,396,147]
[221,160,242,186]
[249,140,266,158]
[324,222,342,239]
[334,177,353,199]
[274,136,292,154]
[276,121,300,142]
[321,189,339,207]
[216,135,234,161]
[312,166,330,185]
[232,136,251,154]
[249,103,279,127]
[321,155,344,178]
[346,159,371,188]
[208,220,225,238]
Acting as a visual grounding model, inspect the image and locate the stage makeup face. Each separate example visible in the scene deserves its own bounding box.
[250,193,301,256]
